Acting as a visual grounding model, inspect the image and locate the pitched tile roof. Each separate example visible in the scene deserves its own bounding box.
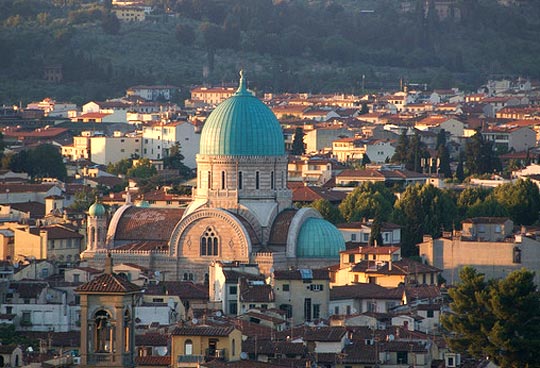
[171,325,235,337]
[42,226,83,239]
[9,201,45,218]
[330,283,401,301]
[291,186,346,203]
[135,332,169,346]
[75,273,141,293]
[303,326,347,342]
[351,258,440,275]
[135,356,171,366]
[240,283,274,303]
[268,209,297,246]
[144,281,208,300]
[114,207,185,241]
[10,281,48,299]
[273,269,329,281]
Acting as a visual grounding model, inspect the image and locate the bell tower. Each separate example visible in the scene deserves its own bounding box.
[86,198,108,251]
[76,254,141,368]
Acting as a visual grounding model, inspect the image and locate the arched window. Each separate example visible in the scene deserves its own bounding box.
[207,171,211,189]
[232,338,236,356]
[238,171,243,190]
[200,227,219,256]
[89,227,95,247]
[256,171,260,189]
[271,171,274,190]
[221,171,226,190]
[124,309,131,352]
[184,339,193,355]
[94,310,112,352]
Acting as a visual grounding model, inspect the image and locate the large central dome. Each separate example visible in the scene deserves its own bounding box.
[199,71,285,156]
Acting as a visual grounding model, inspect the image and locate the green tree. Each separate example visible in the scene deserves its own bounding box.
[491,179,540,225]
[368,218,383,246]
[455,156,465,182]
[107,158,132,176]
[163,143,192,178]
[391,131,409,165]
[291,127,305,155]
[175,23,195,46]
[101,12,120,35]
[339,182,395,223]
[437,144,452,178]
[465,131,501,175]
[441,267,494,359]
[310,199,343,225]
[29,144,67,180]
[442,267,540,368]
[392,183,457,256]
[127,158,157,179]
[70,188,99,213]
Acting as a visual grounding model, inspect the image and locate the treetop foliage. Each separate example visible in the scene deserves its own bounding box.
[442,267,540,368]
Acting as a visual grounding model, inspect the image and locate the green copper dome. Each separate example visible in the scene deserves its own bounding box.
[88,201,106,217]
[296,218,345,258]
[200,71,285,156]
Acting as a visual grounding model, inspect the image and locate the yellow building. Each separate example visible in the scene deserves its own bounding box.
[331,246,440,288]
[170,325,242,367]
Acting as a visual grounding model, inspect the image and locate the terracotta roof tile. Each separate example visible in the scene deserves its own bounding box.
[42,226,83,240]
[9,201,45,218]
[303,326,347,342]
[135,332,169,346]
[144,281,208,300]
[75,273,141,293]
[330,283,401,301]
[171,326,234,337]
[114,207,185,241]
[273,269,329,281]
[135,356,171,366]
[268,209,297,246]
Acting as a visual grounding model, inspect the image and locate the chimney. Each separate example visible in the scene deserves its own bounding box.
[105,252,113,274]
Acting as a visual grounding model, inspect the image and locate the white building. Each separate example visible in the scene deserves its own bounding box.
[142,121,201,168]
[90,134,142,165]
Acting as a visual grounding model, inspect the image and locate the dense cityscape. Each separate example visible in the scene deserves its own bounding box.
[1,1,540,368]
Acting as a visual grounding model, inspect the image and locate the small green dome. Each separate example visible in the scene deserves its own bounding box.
[88,201,106,217]
[296,218,345,258]
[199,71,285,156]
[137,200,150,208]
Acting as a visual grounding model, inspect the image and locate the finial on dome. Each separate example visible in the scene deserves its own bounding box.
[235,69,249,96]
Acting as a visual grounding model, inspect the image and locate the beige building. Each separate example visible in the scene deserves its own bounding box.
[171,325,242,365]
[90,135,142,165]
[142,121,201,168]
[419,218,540,285]
[272,269,330,323]
[304,127,353,153]
[331,246,440,288]
[189,86,236,105]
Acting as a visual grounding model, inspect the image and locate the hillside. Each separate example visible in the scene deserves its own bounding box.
[1,0,540,103]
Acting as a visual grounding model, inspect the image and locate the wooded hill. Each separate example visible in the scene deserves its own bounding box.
[1,0,540,103]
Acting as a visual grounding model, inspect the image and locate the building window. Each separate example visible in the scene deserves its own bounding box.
[229,301,238,315]
[184,339,193,355]
[351,234,356,241]
[513,247,522,264]
[346,305,351,315]
[255,171,260,189]
[282,284,290,292]
[309,284,324,292]
[279,304,292,319]
[313,304,320,319]
[334,306,339,315]
[229,285,237,295]
[238,171,243,189]
[200,227,219,256]
[271,171,274,189]
[304,298,312,322]
[348,254,355,263]
[207,171,211,189]
[221,171,226,190]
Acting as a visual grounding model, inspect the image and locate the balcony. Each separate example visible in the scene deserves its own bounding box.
[205,348,226,360]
